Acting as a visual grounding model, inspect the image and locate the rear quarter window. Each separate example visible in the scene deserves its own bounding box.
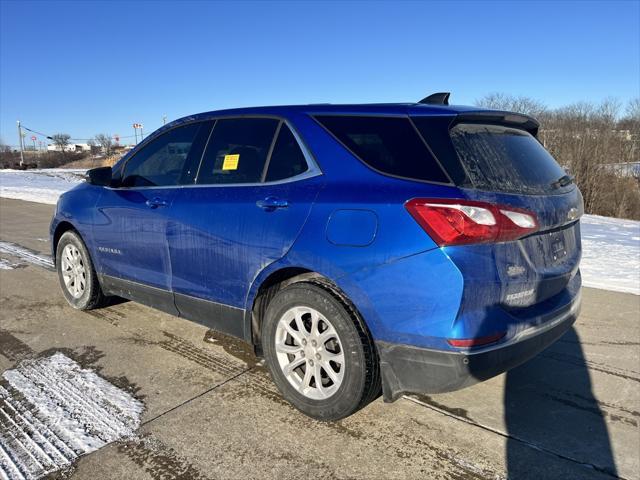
[314,115,450,184]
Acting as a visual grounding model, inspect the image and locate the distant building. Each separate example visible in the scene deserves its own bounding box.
[47,143,91,152]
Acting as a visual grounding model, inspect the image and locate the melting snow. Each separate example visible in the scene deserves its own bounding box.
[0,169,86,205]
[0,242,53,270]
[0,352,143,479]
[0,168,638,295]
[0,259,20,270]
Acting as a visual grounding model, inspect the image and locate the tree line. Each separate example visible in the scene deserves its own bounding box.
[476,94,639,220]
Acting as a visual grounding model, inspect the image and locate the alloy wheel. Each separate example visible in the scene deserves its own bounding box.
[274,306,345,400]
[61,244,86,299]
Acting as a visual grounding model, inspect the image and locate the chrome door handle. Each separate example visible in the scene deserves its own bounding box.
[256,197,288,211]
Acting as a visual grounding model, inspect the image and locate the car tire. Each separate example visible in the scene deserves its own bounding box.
[262,281,380,421]
[56,230,106,310]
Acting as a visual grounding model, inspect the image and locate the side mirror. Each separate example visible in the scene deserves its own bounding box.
[87,166,113,187]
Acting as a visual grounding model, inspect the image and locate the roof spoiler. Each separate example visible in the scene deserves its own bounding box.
[418,92,450,105]
[453,111,540,136]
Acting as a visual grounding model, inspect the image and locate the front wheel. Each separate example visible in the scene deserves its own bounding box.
[56,230,107,310]
[261,282,380,420]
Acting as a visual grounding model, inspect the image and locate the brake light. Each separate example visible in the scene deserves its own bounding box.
[405,198,538,246]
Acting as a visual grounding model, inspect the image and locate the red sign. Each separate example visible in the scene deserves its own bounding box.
[31,136,36,141]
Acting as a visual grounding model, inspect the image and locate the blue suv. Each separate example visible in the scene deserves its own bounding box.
[51,93,582,420]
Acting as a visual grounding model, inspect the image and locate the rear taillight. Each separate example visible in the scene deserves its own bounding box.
[405,198,538,246]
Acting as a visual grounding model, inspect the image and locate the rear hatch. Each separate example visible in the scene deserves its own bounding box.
[412,113,583,309]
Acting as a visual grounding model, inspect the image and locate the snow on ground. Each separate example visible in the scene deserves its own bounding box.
[0,168,86,204]
[0,258,21,270]
[0,241,54,270]
[580,215,640,295]
[0,168,638,295]
[0,352,143,479]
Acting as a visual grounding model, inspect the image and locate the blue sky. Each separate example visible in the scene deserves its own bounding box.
[1,0,638,146]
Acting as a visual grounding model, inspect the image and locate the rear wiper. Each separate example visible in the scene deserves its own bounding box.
[551,174,574,189]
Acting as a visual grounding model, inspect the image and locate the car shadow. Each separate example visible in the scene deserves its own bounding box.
[501,326,618,478]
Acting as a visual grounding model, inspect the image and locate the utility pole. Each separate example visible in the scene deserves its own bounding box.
[163,115,167,125]
[16,120,24,166]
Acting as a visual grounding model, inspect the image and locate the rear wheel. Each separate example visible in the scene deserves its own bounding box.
[56,230,106,310]
[262,282,379,420]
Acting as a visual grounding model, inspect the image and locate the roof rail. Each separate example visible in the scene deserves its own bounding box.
[418,92,450,106]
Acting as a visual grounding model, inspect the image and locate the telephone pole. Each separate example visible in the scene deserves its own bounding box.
[16,120,24,166]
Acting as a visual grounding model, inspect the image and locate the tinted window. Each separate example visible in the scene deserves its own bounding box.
[196,118,279,185]
[121,123,201,187]
[315,115,449,183]
[449,124,568,194]
[265,124,308,182]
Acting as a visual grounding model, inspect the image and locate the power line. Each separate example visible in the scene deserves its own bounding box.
[20,125,52,139]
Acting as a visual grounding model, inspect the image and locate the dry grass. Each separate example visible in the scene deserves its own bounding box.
[58,154,122,169]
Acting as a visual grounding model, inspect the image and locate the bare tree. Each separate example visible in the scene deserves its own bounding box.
[0,138,10,153]
[474,94,640,220]
[51,133,71,153]
[475,92,547,118]
[625,97,640,121]
[93,133,114,155]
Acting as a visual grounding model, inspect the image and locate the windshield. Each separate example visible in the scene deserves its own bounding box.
[448,123,570,194]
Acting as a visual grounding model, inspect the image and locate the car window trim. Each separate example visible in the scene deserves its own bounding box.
[311,113,454,187]
[118,119,211,188]
[193,119,218,184]
[260,121,283,182]
[109,115,321,191]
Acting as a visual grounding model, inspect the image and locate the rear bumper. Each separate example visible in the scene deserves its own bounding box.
[377,288,581,402]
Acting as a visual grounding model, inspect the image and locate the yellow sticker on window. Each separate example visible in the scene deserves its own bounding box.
[222,154,240,170]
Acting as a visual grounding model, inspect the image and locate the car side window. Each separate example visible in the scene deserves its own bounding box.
[196,118,280,185]
[121,123,202,188]
[265,124,309,182]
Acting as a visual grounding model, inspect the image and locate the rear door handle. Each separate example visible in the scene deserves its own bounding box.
[256,197,288,211]
[145,197,169,209]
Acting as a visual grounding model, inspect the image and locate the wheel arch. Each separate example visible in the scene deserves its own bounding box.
[246,265,373,356]
[52,221,79,262]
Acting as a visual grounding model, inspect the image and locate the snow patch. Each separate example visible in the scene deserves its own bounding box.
[0,258,20,270]
[581,215,640,295]
[0,352,143,479]
[0,242,53,270]
[0,169,86,205]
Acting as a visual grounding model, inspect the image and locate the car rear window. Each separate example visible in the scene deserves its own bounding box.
[447,123,568,194]
[314,115,450,183]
